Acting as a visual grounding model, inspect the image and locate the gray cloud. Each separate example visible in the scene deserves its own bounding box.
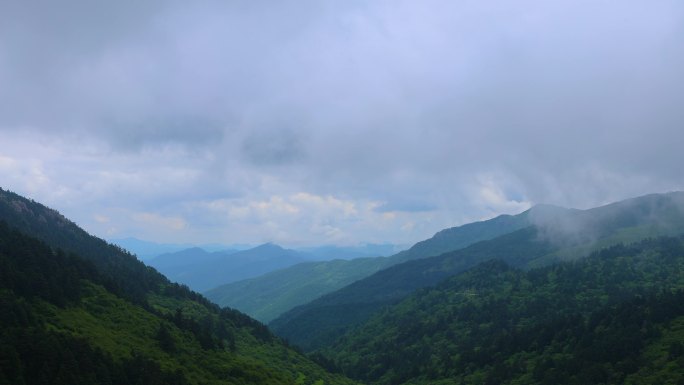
[374,200,437,214]
[241,128,307,167]
[1,0,683,245]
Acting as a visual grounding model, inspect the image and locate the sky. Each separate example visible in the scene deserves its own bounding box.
[1,1,683,247]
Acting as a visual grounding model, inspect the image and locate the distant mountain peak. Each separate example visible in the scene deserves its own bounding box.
[186,246,207,252]
[254,242,285,251]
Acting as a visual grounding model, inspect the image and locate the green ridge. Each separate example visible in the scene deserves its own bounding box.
[208,208,533,322]
[326,236,684,384]
[0,188,356,385]
[269,192,684,352]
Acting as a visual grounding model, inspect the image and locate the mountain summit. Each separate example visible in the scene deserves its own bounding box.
[147,242,312,292]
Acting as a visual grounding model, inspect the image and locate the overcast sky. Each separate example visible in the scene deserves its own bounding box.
[1,1,683,247]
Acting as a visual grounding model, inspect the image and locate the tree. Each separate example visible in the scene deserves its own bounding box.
[156,324,176,354]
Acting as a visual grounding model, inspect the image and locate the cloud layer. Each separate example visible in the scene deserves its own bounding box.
[1,1,683,246]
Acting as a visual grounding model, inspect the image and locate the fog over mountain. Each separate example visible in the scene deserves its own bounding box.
[1,1,683,246]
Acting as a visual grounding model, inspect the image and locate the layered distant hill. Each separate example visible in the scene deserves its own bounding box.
[205,257,393,323]
[146,243,315,292]
[0,187,356,385]
[205,207,537,322]
[109,237,246,260]
[145,241,404,295]
[270,192,684,352]
[6,185,684,385]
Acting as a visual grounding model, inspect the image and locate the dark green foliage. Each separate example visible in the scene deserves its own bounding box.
[0,326,189,385]
[0,221,101,306]
[324,236,684,384]
[0,223,191,384]
[156,324,176,353]
[270,227,559,351]
[0,188,164,304]
[210,208,535,324]
[0,188,357,385]
[270,192,684,352]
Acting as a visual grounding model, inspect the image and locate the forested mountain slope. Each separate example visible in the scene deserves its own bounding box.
[326,235,684,385]
[270,226,555,351]
[0,188,356,385]
[205,256,392,323]
[270,192,684,352]
[388,207,549,264]
[207,207,540,322]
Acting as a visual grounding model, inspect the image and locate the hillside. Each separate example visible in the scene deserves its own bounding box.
[269,192,684,351]
[205,256,392,323]
[388,207,547,264]
[207,208,539,322]
[325,236,684,384]
[147,243,313,292]
[269,226,555,351]
[0,188,356,385]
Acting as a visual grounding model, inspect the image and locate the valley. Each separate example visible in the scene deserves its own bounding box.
[3,188,684,384]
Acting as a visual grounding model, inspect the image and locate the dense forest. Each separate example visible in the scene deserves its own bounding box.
[208,205,535,324]
[270,192,684,352]
[4,186,684,385]
[0,188,356,385]
[323,236,684,385]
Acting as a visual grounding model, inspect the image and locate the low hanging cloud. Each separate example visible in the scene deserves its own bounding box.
[0,0,683,245]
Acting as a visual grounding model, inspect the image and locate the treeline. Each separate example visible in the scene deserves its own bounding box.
[0,221,192,384]
[0,219,246,354]
[0,189,160,304]
[0,220,107,305]
[326,236,684,384]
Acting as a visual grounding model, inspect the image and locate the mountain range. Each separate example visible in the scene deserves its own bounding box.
[204,256,393,323]
[146,243,315,292]
[5,187,684,384]
[206,206,537,322]
[269,192,684,351]
[0,187,355,385]
[136,239,405,295]
[326,235,684,384]
[109,237,248,260]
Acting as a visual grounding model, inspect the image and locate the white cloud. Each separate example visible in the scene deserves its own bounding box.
[93,214,110,224]
[132,212,186,231]
[473,175,532,217]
